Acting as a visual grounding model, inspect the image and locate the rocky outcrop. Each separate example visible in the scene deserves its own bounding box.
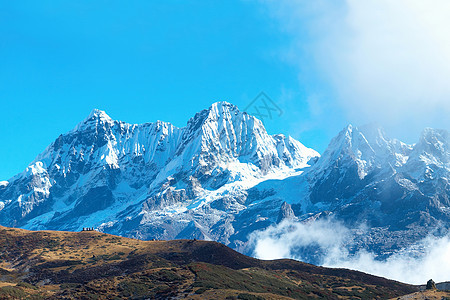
[277,202,296,223]
[426,279,437,290]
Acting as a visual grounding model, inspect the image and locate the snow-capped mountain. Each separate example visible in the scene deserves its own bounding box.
[306,124,449,233]
[244,124,449,259]
[0,102,448,264]
[0,102,318,237]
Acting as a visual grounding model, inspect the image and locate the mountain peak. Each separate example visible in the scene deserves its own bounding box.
[86,109,112,122]
[207,101,240,118]
[420,127,449,141]
[345,123,355,131]
[334,123,389,149]
[73,109,114,132]
[336,124,356,142]
[415,128,449,160]
[209,101,236,110]
[185,101,252,135]
[329,124,357,146]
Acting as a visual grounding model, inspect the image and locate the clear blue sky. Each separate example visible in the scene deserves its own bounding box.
[1,1,448,180]
[0,1,336,180]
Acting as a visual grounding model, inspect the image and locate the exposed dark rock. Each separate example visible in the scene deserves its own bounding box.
[277,201,295,223]
[426,279,437,290]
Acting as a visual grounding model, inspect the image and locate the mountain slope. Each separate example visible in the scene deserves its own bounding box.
[0,226,418,299]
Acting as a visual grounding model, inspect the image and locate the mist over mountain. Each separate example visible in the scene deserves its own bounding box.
[0,102,448,283]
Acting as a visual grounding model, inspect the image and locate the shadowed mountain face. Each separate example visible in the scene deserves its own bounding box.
[0,102,449,264]
[0,226,418,299]
[306,124,450,229]
[244,124,449,260]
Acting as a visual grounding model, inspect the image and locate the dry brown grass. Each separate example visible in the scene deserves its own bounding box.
[0,226,420,299]
[390,289,450,300]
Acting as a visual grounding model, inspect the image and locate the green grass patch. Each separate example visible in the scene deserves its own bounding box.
[0,286,27,298]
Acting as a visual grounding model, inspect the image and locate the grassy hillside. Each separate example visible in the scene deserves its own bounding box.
[0,226,418,299]
[390,289,450,300]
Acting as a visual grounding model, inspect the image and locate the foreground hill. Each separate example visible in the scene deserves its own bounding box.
[390,289,450,300]
[0,226,416,299]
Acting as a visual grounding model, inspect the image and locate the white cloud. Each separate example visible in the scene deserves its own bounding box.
[324,235,450,285]
[264,0,450,137]
[250,219,450,284]
[250,218,350,261]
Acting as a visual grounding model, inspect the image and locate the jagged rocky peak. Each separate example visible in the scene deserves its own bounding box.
[77,108,179,137]
[75,108,115,130]
[415,128,449,159]
[207,101,241,120]
[320,124,364,156]
[197,102,317,171]
[403,128,450,180]
[310,124,371,177]
[307,124,402,205]
[87,108,112,121]
[358,124,413,164]
[184,101,263,138]
[358,123,389,146]
[330,123,394,151]
[338,124,387,156]
[312,124,412,180]
[186,101,233,127]
[180,101,269,168]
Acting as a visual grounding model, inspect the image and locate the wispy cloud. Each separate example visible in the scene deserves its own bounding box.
[252,2,450,284]
[263,0,450,139]
[250,219,450,284]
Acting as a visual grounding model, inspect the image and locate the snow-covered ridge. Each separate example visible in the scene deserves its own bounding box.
[0,101,318,233]
[309,124,414,181]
